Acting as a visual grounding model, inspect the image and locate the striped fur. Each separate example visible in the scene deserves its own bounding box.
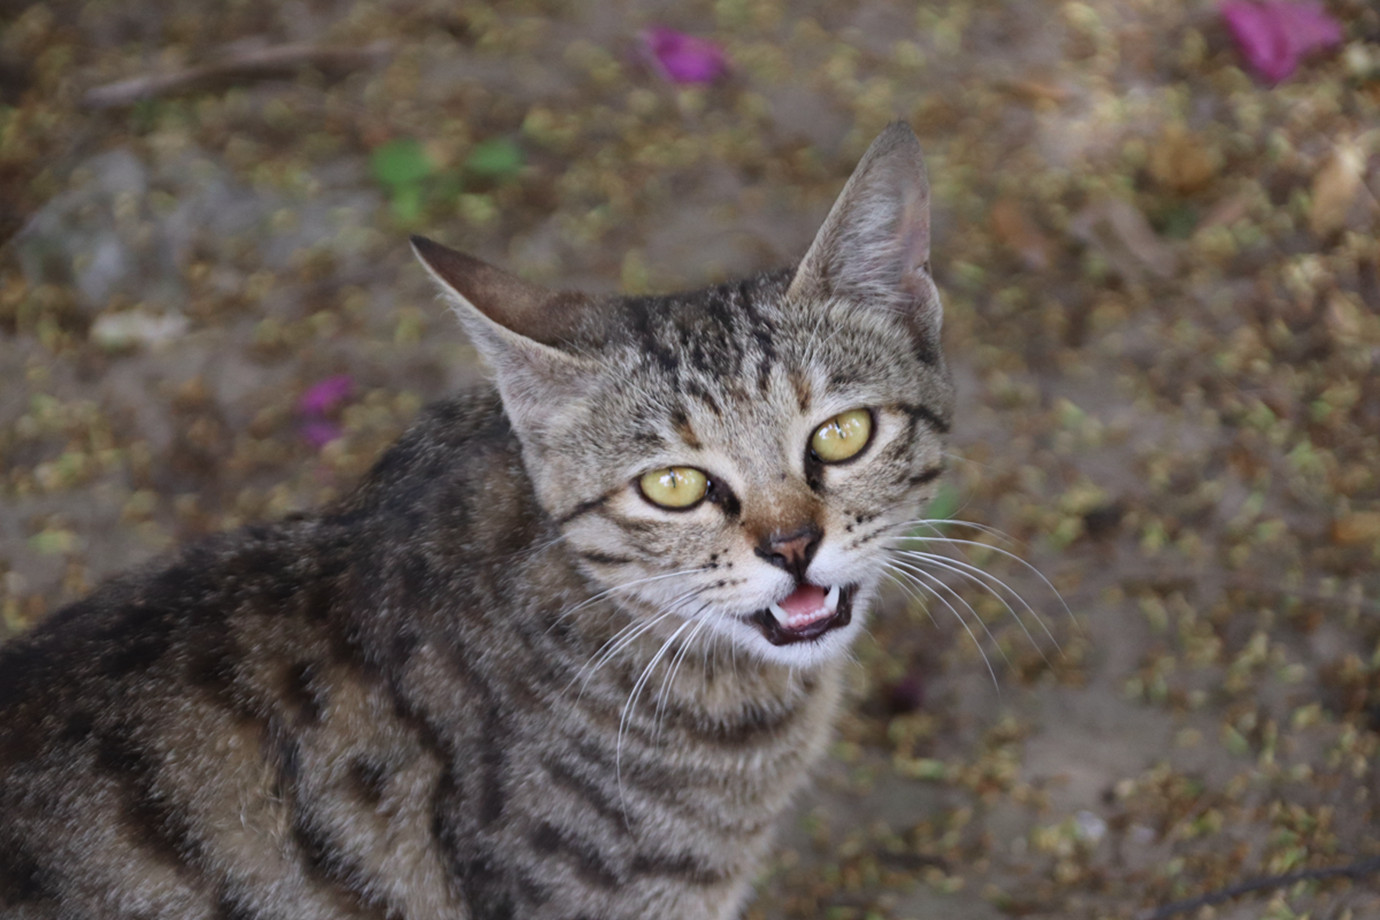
[0,123,952,919]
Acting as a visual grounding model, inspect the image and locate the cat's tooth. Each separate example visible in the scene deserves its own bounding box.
[768,602,790,626]
[825,584,841,613]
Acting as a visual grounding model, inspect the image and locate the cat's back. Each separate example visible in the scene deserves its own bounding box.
[0,390,519,919]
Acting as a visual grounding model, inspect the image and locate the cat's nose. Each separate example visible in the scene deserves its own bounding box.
[755,524,822,581]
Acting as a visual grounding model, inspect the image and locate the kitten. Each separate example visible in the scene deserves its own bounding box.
[0,122,952,920]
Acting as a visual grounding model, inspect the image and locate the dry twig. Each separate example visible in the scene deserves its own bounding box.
[1138,856,1380,920]
[83,41,391,109]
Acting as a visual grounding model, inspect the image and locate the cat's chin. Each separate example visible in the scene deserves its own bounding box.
[746,583,856,647]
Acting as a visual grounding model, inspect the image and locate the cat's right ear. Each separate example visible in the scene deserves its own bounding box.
[411,236,598,435]
[787,122,941,341]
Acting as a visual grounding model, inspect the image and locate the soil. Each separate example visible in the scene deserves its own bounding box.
[3,1,1380,917]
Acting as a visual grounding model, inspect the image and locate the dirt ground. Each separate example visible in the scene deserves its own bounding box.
[3,1,1380,917]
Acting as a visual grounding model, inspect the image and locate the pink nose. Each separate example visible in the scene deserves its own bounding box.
[755,525,821,580]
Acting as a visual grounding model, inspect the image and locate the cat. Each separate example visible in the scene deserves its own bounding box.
[0,121,952,920]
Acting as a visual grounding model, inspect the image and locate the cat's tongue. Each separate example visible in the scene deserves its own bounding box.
[774,585,830,629]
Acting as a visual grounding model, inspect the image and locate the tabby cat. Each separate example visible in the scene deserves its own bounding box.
[0,122,952,920]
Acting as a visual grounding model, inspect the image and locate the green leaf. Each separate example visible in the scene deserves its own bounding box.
[464,137,524,179]
[1154,201,1199,240]
[371,138,434,189]
[431,172,464,204]
[29,528,79,555]
[921,482,961,532]
[389,183,424,223]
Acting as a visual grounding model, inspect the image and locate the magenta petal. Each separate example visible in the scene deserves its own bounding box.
[1274,1,1343,52]
[1221,2,1293,81]
[300,420,343,449]
[642,26,727,85]
[298,374,354,416]
[1221,1,1343,83]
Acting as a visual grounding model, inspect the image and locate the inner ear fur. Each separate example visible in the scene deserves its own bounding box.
[411,236,604,438]
[788,122,940,331]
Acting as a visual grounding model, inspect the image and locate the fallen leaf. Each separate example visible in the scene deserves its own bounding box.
[1324,291,1362,339]
[1001,78,1069,104]
[370,138,433,188]
[1309,140,1364,238]
[1148,125,1221,195]
[990,198,1052,270]
[1070,195,1178,281]
[641,27,727,85]
[1332,511,1380,545]
[465,137,524,179]
[371,138,436,222]
[90,309,189,350]
[1196,192,1254,233]
[1220,1,1344,83]
[29,529,81,555]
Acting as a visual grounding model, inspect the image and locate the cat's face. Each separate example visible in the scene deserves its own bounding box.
[416,123,950,668]
[533,277,950,667]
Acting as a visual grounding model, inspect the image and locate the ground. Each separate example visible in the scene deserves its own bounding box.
[2,1,1379,917]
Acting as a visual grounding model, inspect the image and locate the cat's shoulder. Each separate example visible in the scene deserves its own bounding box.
[0,387,516,713]
[358,386,511,481]
[337,385,524,517]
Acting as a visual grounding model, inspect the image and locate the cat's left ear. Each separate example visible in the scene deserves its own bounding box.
[411,235,598,437]
[788,122,941,340]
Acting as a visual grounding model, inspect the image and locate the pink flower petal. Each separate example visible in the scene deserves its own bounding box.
[298,374,354,417]
[300,419,343,449]
[642,26,727,85]
[1221,1,1343,83]
[1274,0,1344,50]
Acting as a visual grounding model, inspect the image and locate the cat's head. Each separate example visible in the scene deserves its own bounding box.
[415,123,952,669]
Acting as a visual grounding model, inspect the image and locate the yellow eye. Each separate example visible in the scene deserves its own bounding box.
[638,467,709,509]
[810,409,873,463]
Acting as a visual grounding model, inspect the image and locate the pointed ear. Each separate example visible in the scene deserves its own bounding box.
[411,235,598,437]
[788,122,940,332]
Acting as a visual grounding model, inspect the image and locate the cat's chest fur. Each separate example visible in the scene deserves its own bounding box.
[0,123,951,919]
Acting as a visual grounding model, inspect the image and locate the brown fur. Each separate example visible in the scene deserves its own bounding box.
[0,123,951,919]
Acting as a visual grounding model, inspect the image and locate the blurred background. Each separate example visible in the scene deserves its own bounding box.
[2,1,1379,916]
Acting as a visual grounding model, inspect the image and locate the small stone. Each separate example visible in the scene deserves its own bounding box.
[1309,141,1365,238]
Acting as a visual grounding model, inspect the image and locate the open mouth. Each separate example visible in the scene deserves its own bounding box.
[747,584,856,646]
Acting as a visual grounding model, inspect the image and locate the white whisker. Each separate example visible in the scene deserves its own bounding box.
[544,567,708,636]
[891,549,1058,659]
[886,561,1003,688]
[569,609,673,698]
[888,567,940,629]
[890,529,1075,630]
[616,618,694,825]
[653,614,711,735]
[568,583,710,697]
[883,516,1017,546]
